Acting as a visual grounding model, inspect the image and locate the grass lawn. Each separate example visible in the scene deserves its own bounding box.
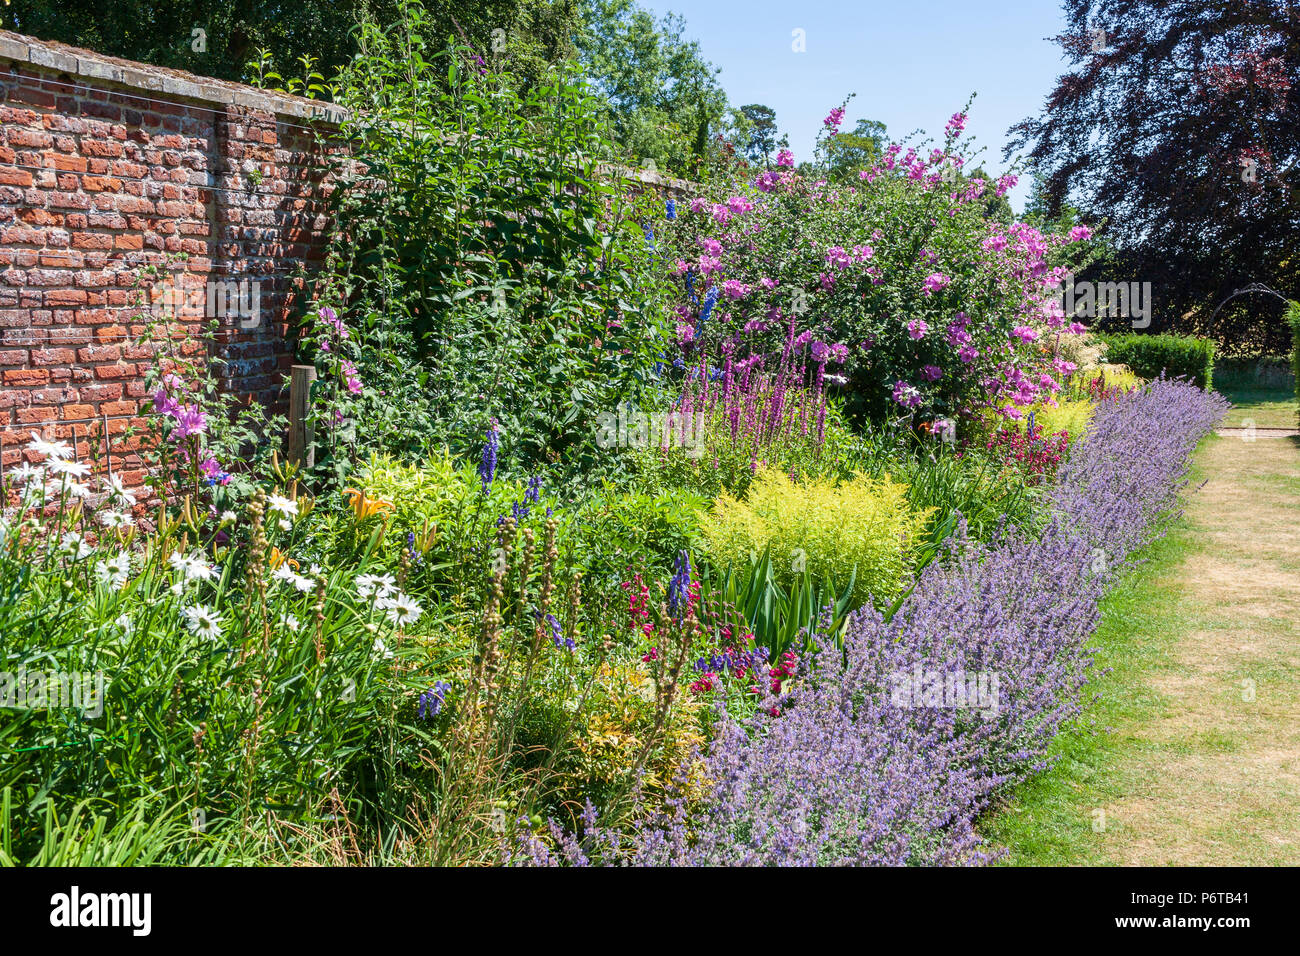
[1215,383,1298,429]
[981,432,1300,865]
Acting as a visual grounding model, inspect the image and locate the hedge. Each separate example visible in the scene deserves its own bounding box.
[1099,333,1216,390]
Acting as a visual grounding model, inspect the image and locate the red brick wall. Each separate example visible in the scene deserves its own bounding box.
[0,30,345,491]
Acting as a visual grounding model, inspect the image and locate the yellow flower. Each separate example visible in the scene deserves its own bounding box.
[342,487,394,522]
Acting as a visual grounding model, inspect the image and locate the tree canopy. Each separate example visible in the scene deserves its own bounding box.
[1008,0,1300,351]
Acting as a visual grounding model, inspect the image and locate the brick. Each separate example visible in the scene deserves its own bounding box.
[4,368,50,386]
[0,168,33,187]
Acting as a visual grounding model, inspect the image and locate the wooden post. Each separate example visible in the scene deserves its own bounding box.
[288,364,317,468]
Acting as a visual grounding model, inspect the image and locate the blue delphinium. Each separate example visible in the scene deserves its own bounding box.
[525,474,542,504]
[694,285,719,339]
[547,613,573,650]
[418,681,451,720]
[478,419,499,495]
[667,550,691,617]
[665,198,676,220]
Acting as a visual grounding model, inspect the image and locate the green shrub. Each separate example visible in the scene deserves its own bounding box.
[699,468,931,611]
[1099,333,1215,389]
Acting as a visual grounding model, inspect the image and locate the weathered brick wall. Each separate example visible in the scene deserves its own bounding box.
[0,30,697,494]
[0,30,346,490]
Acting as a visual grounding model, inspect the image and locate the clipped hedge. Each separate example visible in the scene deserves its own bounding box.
[1099,333,1216,390]
[1290,301,1300,426]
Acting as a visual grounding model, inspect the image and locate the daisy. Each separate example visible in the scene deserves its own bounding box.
[283,614,300,633]
[27,432,72,460]
[61,532,94,560]
[219,510,236,526]
[94,552,132,589]
[384,592,423,628]
[63,480,93,500]
[372,637,394,660]
[182,604,223,641]
[99,510,134,530]
[115,613,134,637]
[267,494,298,520]
[101,474,137,507]
[46,458,91,479]
[355,572,396,600]
[168,551,215,583]
[272,565,313,593]
[9,462,44,485]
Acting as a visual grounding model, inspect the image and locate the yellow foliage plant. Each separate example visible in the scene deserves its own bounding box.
[698,468,931,611]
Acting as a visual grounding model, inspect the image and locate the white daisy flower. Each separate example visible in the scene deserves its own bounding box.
[27,431,72,460]
[46,458,91,479]
[99,510,134,529]
[101,474,137,507]
[267,494,298,519]
[220,510,236,526]
[115,613,133,637]
[168,551,215,583]
[94,552,132,589]
[61,532,94,560]
[284,614,300,633]
[355,572,397,600]
[182,604,223,641]
[384,592,423,627]
[9,462,44,485]
[272,565,313,592]
[372,637,393,660]
[64,480,93,500]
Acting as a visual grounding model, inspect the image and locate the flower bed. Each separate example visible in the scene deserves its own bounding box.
[512,379,1228,865]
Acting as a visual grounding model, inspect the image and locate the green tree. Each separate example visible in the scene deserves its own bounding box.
[574,0,728,176]
[824,118,887,179]
[738,103,778,166]
[3,0,578,90]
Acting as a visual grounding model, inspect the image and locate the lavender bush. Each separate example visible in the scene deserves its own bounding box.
[511,378,1228,865]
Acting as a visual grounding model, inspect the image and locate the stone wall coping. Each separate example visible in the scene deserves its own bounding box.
[0,29,697,193]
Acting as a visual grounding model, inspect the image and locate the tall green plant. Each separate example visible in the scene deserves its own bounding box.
[305,1,673,485]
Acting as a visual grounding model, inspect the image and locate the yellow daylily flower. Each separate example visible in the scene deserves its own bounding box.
[342,487,394,522]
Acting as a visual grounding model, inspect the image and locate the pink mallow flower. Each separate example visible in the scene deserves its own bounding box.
[1069,225,1093,241]
[776,148,795,168]
[907,319,929,340]
[892,380,923,409]
[170,405,207,441]
[921,273,951,296]
[921,364,942,382]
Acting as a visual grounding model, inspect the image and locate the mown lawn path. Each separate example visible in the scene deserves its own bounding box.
[986,430,1300,865]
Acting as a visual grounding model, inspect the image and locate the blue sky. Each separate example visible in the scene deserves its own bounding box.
[637,0,1073,211]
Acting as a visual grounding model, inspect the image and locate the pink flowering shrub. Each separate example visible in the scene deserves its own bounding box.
[660,111,1100,426]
